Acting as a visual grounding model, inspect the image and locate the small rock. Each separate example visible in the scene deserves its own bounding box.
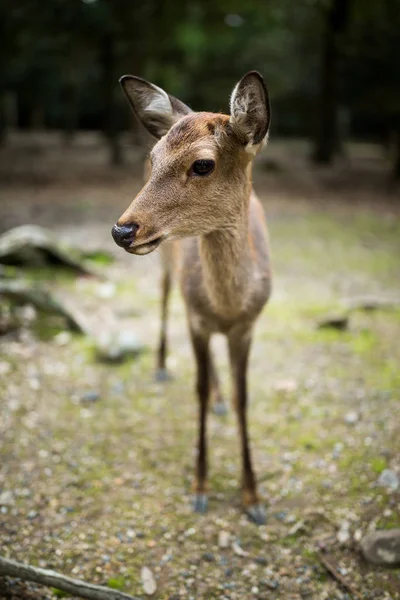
[95,330,143,362]
[337,521,351,544]
[254,556,268,566]
[377,469,399,491]
[262,579,279,590]
[80,391,101,403]
[54,331,72,346]
[251,586,259,594]
[0,490,14,506]
[219,531,230,548]
[27,510,38,519]
[360,529,400,567]
[96,282,116,299]
[232,541,248,557]
[141,566,157,595]
[344,411,359,425]
[202,552,215,562]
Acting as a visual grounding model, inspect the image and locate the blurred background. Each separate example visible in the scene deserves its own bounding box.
[1,2,400,599]
[1,0,400,173]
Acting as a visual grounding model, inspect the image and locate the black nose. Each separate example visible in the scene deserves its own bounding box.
[111,223,139,248]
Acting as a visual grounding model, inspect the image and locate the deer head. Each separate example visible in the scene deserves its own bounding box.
[112,72,270,255]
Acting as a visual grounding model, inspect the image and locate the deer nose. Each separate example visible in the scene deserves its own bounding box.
[111,223,139,248]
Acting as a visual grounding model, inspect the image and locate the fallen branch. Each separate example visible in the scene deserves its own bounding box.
[317,551,362,600]
[0,556,141,600]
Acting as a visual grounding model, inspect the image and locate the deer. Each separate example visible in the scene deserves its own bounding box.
[111,71,271,524]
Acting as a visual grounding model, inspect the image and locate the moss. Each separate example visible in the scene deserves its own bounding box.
[52,589,69,598]
[107,576,126,590]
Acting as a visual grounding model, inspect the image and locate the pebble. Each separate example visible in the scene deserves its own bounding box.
[202,552,215,562]
[54,331,71,346]
[232,541,248,557]
[254,556,268,566]
[337,521,351,544]
[360,529,400,566]
[219,530,230,548]
[344,411,359,425]
[141,566,157,595]
[0,490,15,506]
[377,469,399,490]
[261,579,279,590]
[80,391,101,403]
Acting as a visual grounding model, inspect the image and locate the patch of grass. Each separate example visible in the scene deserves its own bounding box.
[370,456,387,474]
[107,576,126,590]
[52,589,69,598]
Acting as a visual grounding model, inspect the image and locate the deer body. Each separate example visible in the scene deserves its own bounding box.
[112,72,271,524]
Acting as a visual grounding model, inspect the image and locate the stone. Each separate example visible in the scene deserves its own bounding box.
[344,411,359,425]
[80,391,101,403]
[377,469,399,490]
[232,541,248,557]
[360,529,400,567]
[218,530,230,548]
[202,552,215,562]
[0,490,14,506]
[141,566,157,595]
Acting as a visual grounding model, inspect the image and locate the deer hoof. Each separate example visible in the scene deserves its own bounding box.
[213,401,228,416]
[246,503,266,525]
[154,368,173,383]
[193,493,208,514]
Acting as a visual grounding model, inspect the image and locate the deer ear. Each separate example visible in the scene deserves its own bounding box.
[230,71,271,154]
[119,75,192,139]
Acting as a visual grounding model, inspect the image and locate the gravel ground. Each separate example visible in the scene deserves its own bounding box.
[0,134,399,599]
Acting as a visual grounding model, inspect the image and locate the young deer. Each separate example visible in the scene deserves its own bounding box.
[112,72,271,524]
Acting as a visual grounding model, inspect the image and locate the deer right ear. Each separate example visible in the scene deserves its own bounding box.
[230,71,271,155]
[119,75,192,139]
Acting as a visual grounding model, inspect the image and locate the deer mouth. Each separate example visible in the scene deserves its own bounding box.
[127,235,163,255]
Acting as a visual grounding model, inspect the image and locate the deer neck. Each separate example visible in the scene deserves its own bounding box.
[199,172,253,316]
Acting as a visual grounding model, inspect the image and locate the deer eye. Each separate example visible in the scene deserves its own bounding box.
[190,159,215,176]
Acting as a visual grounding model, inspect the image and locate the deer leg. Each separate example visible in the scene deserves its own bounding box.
[228,329,265,525]
[190,326,211,514]
[155,268,172,382]
[209,351,227,416]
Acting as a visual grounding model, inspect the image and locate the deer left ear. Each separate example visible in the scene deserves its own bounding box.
[230,71,271,155]
[119,75,192,140]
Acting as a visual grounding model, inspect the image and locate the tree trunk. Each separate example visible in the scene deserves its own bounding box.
[62,65,79,146]
[0,94,7,145]
[313,0,349,164]
[101,34,123,166]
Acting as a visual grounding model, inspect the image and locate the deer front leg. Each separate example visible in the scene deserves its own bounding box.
[155,268,171,382]
[189,326,211,514]
[228,329,266,525]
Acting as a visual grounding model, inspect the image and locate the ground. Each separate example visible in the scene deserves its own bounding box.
[0,133,399,600]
